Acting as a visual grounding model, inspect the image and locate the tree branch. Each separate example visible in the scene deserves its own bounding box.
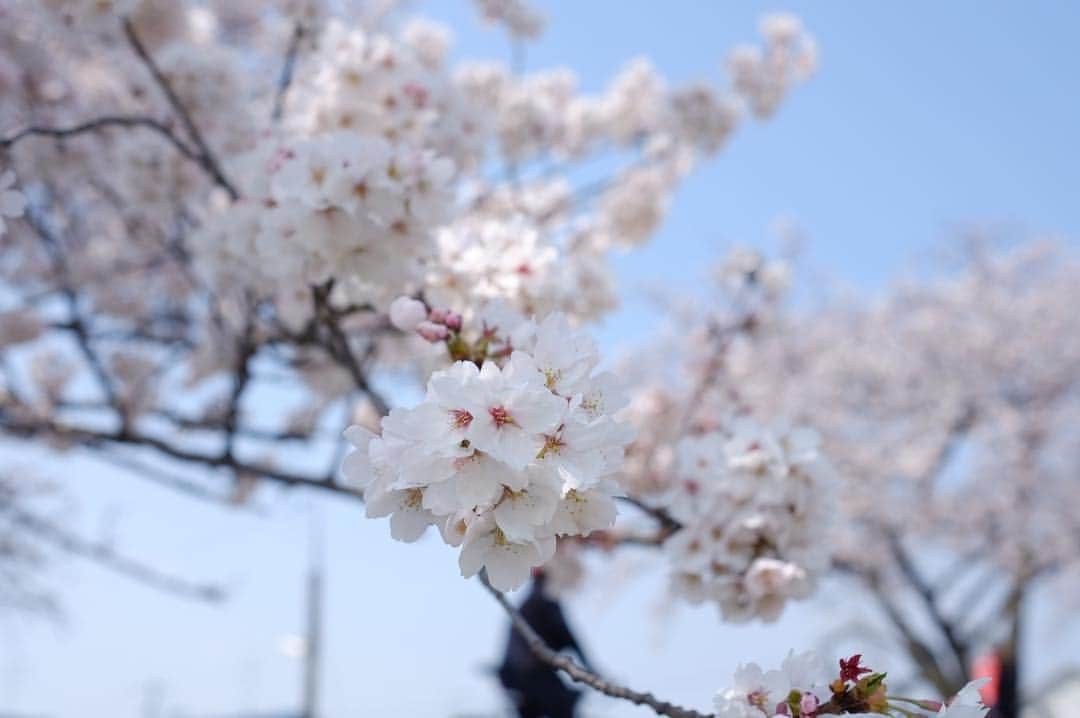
[884,531,969,680]
[222,313,257,461]
[310,283,391,416]
[479,573,712,718]
[0,501,225,603]
[0,412,363,502]
[861,566,961,696]
[272,23,306,122]
[22,202,131,426]
[122,19,239,200]
[0,116,200,161]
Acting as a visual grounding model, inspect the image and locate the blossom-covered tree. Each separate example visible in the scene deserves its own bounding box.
[0,1,1046,716]
[0,0,815,602]
[620,239,1080,717]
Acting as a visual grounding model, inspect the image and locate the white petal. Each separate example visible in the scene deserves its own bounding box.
[484,542,537,591]
[389,503,432,542]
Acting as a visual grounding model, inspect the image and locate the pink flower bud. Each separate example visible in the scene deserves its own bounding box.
[416,321,450,342]
[444,311,462,331]
[428,307,449,324]
[800,692,819,716]
[773,702,790,716]
[388,296,427,332]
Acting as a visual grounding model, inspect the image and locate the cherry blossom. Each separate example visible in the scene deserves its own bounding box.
[714,651,988,718]
[341,311,634,591]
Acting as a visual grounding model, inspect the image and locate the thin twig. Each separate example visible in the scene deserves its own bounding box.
[0,502,225,603]
[479,573,712,718]
[24,205,123,416]
[617,495,683,533]
[884,531,969,677]
[272,23,306,122]
[0,116,199,160]
[122,19,239,200]
[91,449,239,508]
[311,283,391,417]
[855,565,961,697]
[223,312,257,461]
[0,412,363,501]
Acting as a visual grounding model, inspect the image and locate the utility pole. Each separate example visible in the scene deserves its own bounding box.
[301,510,323,718]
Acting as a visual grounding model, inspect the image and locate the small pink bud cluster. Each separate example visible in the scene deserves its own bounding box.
[388,296,462,342]
[771,692,818,716]
[427,307,463,331]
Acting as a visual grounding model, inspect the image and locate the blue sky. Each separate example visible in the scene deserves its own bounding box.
[4,2,1080,716]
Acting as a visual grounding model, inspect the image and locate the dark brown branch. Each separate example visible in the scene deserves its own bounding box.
[0,412,362,502]
[24,206,123,414]
[479,573,712,718]
[860,566,961,696]
[611,495,683,546]
[0,116,200,161]
[122,19,239,200]
[222,314,257,460]
[0,501,225,603]
[272,23,306,122]
[617,495,683,533]
[311,283,391,416]
[884,531,969,679]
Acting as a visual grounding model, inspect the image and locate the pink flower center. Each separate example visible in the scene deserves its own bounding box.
[450,409,473,429]
[489,406,516,427]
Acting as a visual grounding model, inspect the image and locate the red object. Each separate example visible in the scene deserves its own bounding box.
[971,653,1001,705]
[839,654,872,683]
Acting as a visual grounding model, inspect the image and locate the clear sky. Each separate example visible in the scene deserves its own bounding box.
[4,2,1080,716]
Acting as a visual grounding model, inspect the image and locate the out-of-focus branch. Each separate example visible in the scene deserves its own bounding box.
[222,314,257,461]
[0,411,363,501]
[920,405,978,497]
[310,283,391,417]
[612,495,683,547]
[478,572,712,718]
[0,501,225,603]
[272,23,306,122]
[24,205,123,414]
[0,116,200,161]
[884,531,969,679]
[678,312,758,433]
[855,564,961,697]
[90,449,240,507]
[122,18,239,200]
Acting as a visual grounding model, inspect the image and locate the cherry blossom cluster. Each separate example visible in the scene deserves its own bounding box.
[1,0,829,637]
[341,310,633,591]
[4,3,812,328]
[728,13,819,119]
[193,131,455,309]
[670,241,1080,585]
[426,210,618,323]
[0,2,815,469]
[662,421,835,621]
[292,18,485,169]
[713,651,989,717]
[472,0,545,39]
[246,10,814,321]
[608,239,1080,702]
